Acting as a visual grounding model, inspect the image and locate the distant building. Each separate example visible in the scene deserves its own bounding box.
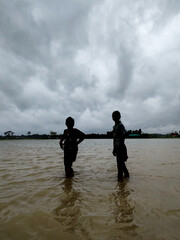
[128,133,141,137]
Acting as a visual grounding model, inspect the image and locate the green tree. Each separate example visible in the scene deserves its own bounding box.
[4,131,14,137]
[50,131,57,136]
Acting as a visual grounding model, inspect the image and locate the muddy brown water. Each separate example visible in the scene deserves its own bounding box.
[0,139,180,240]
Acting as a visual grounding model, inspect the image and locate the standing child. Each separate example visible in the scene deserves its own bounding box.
[59,117,85,177]
[112,111,129,180]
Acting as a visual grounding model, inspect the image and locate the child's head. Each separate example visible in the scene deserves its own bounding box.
[112,110,121,122]
[65,117,75,129]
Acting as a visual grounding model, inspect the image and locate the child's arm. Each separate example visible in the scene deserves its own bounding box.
[112,149,116,156]
[76,130,85,145]
[59,131,65,150]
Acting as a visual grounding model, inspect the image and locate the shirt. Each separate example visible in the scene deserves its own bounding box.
[113,121,126,149]
[62,128,85,151]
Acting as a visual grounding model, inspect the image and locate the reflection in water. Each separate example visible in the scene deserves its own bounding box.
[52,178,91,239]
[109,180,139,240]
[53,178,80,232]
[53,178,140,240]
[0,139,179,239]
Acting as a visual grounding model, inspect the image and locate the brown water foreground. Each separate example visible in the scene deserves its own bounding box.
[0,139,180,240]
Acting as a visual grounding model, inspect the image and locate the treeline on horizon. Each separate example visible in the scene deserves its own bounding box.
[1,129,180,140]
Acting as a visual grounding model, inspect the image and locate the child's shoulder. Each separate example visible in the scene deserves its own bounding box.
[64,128,78,133]
[73,128,85,135]
[63,129,69,134]
[73,128,80,133]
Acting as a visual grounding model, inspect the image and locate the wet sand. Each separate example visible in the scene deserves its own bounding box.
[0,139,180,240]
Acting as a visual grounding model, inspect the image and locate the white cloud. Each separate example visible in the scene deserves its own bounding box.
[0,0,180,135]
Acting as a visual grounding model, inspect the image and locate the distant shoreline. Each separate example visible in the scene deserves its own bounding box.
[0,133,180,140]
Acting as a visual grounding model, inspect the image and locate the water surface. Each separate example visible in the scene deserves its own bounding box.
[0,139,180,240]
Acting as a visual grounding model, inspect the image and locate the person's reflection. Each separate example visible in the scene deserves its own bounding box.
[109,180,138,239]
[52,178,91,238]
[52,178,80,232]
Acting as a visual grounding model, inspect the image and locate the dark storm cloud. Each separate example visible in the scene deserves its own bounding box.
[0,0,180,135]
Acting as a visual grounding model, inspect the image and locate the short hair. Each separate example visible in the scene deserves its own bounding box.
[112,110,121,119]
[65,117,74,128]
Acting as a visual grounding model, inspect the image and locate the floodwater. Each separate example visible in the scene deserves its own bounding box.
[0,139,180,240]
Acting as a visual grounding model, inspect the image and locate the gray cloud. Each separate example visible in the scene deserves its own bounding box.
[0,0,180,135]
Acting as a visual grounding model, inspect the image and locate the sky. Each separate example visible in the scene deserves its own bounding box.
[0,0,180,135]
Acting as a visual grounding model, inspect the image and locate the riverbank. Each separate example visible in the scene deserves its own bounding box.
[1,133,180,140]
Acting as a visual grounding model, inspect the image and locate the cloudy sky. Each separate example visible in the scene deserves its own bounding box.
[0,0,180,135]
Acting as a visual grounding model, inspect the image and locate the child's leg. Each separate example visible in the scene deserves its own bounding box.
[64,148,77,177]
[117,160,124,179]
[117,154,129,179]
[122,162,129,178]
[64,151,73,177]
[116,154,123,179]
[65,166,73,177]
[116,145,129,179]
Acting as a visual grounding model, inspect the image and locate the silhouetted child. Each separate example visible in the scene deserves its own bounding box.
[112,111,129,180]
[59,117,85,177]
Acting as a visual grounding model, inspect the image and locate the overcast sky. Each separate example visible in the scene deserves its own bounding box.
[0,0,180,135]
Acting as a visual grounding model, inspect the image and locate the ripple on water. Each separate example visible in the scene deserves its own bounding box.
[0,139,180,240]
